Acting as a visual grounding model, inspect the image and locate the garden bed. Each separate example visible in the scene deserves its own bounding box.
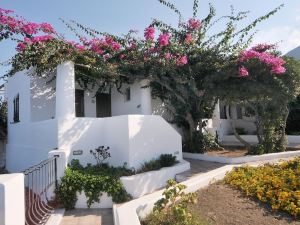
[189,183,299,225]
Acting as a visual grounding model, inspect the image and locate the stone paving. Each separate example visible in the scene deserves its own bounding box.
[59,209,114,225]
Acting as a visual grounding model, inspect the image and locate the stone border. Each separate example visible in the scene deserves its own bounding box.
[112,164,234,225]
[183,150,300,164]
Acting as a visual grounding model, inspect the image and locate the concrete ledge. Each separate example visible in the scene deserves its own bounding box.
[75,192,113,209]
[183,150,300,164]
[120,160,190,198]
[113,165,234,225]
[45,208,65,225]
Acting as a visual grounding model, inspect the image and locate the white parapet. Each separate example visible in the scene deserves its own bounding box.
[0,173,25,225]
[120,160,190,198]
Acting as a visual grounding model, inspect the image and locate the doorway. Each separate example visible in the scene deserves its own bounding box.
[96,93,111,117]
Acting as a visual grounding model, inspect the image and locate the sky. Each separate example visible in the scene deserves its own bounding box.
[0,0,300,81]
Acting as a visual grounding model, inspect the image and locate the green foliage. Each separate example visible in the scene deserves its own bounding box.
[56,160,132,209]
[235,127,247,135]
[139,154,178,173]
[183,132,219,153]
[0,98,7,136]
[142,179,206,225]
[159,154,178,167]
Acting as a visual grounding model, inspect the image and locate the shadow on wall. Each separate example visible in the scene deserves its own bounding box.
[30,74,56,122]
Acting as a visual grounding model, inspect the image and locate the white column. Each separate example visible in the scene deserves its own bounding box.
[0,173,25,225]
[55,61,76,118]
[140,79,152,115]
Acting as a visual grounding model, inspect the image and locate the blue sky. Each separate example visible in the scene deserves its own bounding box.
[1,0,300,80]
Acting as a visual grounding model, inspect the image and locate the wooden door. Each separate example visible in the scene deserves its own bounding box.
[96,93,111,117]
[75,89,85,117]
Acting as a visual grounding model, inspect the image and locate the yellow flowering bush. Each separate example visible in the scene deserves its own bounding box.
[224,158,300,217]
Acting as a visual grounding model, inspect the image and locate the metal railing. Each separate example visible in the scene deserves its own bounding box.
[23,156,58,225]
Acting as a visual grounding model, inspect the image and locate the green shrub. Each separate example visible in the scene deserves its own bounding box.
[142,179,207,225]
[56,160,132,209]
[235,127,247,135]
[138,154,178,173]
[159,154,178,167]
[184,132,219,153]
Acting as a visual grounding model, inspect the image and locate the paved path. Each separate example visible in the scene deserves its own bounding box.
[176,158,226,181]
[59,209,113,225]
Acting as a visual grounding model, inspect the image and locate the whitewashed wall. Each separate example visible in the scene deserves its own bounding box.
[58,115,182,169]
[30,75,56,122]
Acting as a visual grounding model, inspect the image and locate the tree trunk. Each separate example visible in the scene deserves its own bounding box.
[279,106,289,150]
[226,105,251,150]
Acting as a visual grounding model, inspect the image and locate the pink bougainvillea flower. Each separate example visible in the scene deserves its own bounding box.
[74,44,86,52]
[128,41,137,50]
[271,66,286,75]
[111,41,121,51]
[16,42,27,52]
[251,44,275,52]
[104,36,114,45]
[0,8,14,14]
[239,66,249,77]
[158,33,171,46]
[22,22,39,35]
[187,18,201,30]
[40,23,55,34]
[184,33,193,44]
[177,55,188,66]
[144,26,155,41]
[119,54,125,59]
[164,52,172,60]
[31,35,54,43]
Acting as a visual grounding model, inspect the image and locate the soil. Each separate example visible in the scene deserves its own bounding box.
[205,146,248,158]
[189,183,300,225]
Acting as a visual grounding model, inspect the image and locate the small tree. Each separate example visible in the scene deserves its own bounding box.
[214,46,300,153]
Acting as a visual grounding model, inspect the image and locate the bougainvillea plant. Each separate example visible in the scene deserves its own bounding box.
[0,0,291,153]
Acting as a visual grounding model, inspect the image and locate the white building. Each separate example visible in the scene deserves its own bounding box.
[5,62,182,172]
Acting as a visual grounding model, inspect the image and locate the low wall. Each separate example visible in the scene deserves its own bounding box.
[0,173,25,225]
[183,150,300,164]
[75,192,113,209]
[121,160,190,198]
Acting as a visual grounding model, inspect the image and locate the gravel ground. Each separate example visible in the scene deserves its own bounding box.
[189,183,300,225]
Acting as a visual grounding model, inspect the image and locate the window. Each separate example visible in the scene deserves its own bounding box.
[75,89,85,117]
[13,94,20,123]
[219,104,227,119]
[124,87,131,102]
